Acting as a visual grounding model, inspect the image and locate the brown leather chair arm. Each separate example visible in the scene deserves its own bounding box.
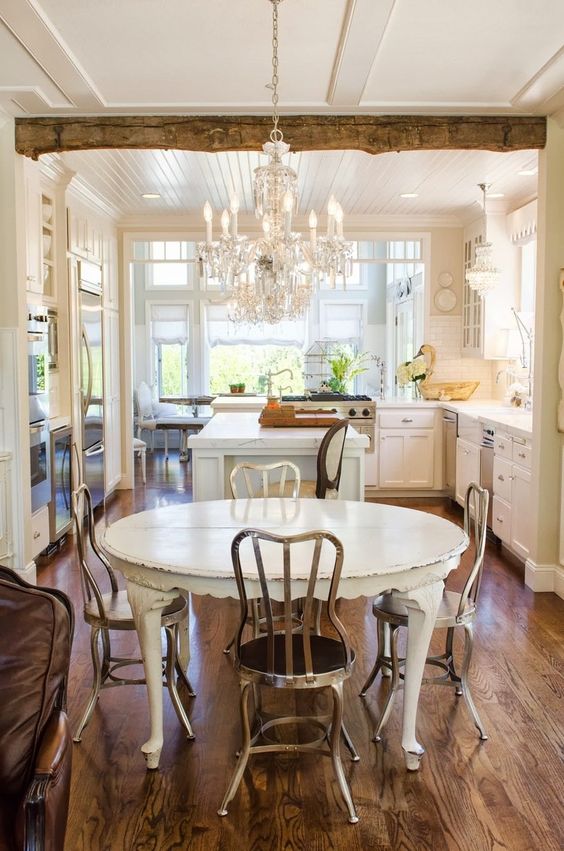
[19,710,72,851]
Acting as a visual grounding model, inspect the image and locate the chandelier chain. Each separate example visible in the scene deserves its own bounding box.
[270,0,282,143]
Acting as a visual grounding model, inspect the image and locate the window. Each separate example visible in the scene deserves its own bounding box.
[133,240,196,289]
[149,303,190,398]
[204,303,306,394]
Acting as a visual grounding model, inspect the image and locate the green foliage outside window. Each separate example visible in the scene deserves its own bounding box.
[209,345,305,395]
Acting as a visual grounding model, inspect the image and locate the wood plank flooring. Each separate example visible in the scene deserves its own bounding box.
[36,451,564,851]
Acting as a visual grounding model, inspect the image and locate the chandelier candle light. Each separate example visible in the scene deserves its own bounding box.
[198,0,353,324]
[465,182,501,297]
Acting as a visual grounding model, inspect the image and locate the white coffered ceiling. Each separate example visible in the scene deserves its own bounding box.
[2,0,559,218]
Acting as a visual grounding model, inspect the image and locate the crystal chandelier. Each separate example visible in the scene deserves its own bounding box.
[466,182,501,297]
[197,0,353,324]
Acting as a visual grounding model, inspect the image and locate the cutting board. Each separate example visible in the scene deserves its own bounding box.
[259,406,343,428]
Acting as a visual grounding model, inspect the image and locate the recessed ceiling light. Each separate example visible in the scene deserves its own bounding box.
[485,192,504,198]
[518,168,537,176]
[400,192,419,199]
[141,192,161,199]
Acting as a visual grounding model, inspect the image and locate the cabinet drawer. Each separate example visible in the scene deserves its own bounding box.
[493,456,512,502]
[494,433,513,459]
[31,506,49,559]
[512,439,532,469]
[492,496,511,544]
[378,410,435,429]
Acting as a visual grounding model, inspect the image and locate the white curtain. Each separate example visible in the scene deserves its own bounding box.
[322,302,364,342]
[205,303,306,347]
[150,303,189,345]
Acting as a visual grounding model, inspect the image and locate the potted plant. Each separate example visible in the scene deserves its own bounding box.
[325,347,370,394]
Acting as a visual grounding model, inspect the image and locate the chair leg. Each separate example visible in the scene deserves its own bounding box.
[445,626,462,695]
[341,721,360,762]
[164,430,169,460]
[141,449,146,484]
[172,620,196,697]
[373,624,401,742]
[218,681,253,816]
[360,619,385,696]
[74,627,104,742]
[329,682,359,824]
[460,623,488,740]
[164,625,195,739]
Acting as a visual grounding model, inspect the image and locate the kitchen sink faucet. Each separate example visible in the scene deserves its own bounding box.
[266,368,293,400]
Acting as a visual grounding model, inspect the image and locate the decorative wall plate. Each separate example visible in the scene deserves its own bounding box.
[434,288,457,312]
[438,271,454,288]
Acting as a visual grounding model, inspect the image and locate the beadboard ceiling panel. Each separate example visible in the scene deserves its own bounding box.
[51,146,539,222]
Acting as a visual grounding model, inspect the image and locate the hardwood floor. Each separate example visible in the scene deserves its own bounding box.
[37,450,564,851]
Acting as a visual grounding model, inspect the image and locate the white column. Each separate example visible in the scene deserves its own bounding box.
[527,117,564,598]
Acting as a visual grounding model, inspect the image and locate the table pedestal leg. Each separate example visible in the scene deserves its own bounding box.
[127,579,179,769]
[393,580,443,771]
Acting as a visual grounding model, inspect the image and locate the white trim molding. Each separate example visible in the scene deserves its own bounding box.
[525,559,564,599]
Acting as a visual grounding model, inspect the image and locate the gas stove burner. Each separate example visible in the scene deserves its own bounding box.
[281,393,373,403]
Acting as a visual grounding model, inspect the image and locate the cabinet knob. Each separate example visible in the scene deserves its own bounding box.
[497,474,504,481]
[498,442,505,449]
[33,530,40,539]
[401,417,413,422]
[26,275,36,281]
[496,516,504,523]
[464,449,470,455]
[518,452,526,458]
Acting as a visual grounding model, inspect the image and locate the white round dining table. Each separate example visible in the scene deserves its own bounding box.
[102,498,468,771]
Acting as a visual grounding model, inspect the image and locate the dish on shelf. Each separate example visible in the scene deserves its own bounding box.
[438,271,453,288]
[42,234,52,257]
[434,288,457,312]
[42,202,53,223]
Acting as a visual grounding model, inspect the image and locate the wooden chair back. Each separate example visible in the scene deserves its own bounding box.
[230,461,301,499]
[230,528,353,684]
[316,419,348,498]
[71,483,117,625]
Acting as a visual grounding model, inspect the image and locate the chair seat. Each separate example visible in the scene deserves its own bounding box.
[372,590,476,627]
[84,589,187,629]
[299,481,339,499]
[239,633,355,679]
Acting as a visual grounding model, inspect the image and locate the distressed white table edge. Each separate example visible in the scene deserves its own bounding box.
[102,499,468,772]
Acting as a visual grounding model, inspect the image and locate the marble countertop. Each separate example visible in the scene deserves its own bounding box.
[210,395,267,408]
[188,412,369,450]
[376,397,533,439]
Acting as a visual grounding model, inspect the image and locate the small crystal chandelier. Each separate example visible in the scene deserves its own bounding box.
[466,182,501,297]
[197,0,353,324]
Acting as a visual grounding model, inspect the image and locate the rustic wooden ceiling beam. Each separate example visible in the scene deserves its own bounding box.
[15,115,546,160]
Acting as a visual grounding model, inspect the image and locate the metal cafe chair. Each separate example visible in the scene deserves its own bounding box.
[300,419,349,499]
[71,483,196,743]
[224,461,302,654]
[219,528,359,823]
[360,482,490,745]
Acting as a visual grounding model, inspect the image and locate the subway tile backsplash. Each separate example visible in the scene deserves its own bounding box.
[426,316,499,399]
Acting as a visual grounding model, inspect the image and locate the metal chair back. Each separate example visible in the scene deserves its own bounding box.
[316,420,348,498]
[71,483,117,625]
[230,461,301,499]
[230,528,353,684]
[459,482,489,619]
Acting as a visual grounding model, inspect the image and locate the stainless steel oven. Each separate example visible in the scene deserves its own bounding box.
[30,419,51,512]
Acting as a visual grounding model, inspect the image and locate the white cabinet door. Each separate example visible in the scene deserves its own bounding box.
[379,430,434,489]
[24,162,42,294]
[404,432,434,488]
[104,310,121,492]
[511,463,532,560]
[379,431,405,488]
[103,233,119,310]
[455,438,480,505]
[0,456,12,563]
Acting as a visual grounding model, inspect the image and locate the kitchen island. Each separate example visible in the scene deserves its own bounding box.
[187,412,369,501]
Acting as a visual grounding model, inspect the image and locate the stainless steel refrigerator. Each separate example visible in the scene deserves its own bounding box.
[79,261,105,508]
